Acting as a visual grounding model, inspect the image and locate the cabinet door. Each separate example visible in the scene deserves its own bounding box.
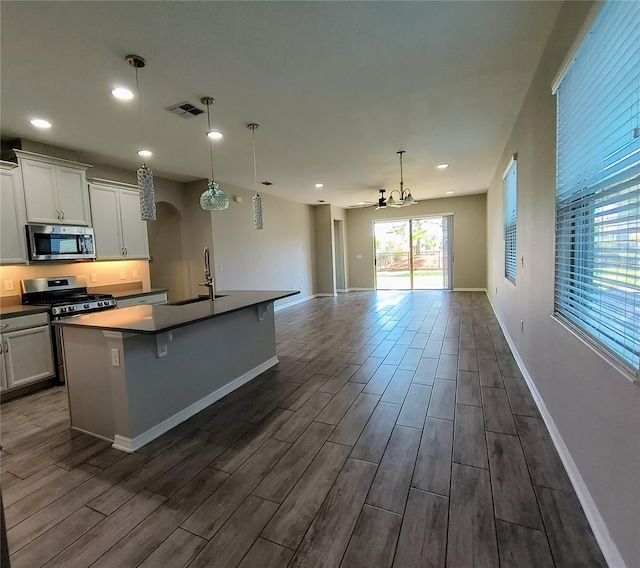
[0,167,28,264]
[21,159,59,223]
[3,326,55,389]
[89,184,123,259]
[56,166,89,225]
[119,190,149,259]
[0,346,7,393]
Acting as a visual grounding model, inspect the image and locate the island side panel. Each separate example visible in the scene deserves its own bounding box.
[61,326,131,441]
[121,302,277,442]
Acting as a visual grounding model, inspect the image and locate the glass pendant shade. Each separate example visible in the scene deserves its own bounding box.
[137,164,156,220]
[252,193,263,230]
[200,180,230,211]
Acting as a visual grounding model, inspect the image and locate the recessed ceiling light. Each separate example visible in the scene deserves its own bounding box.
[137,149,152,158]
[358,201,366,205]
[207,130,223,140]
[437,163,449,170]
[314,183,324,189]
[112,87,134,100]
[446,190,454,194]
[30,118,51,129]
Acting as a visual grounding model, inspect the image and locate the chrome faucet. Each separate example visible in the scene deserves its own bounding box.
[199,246,215,300]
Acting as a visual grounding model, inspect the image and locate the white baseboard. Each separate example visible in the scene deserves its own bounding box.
[111,356,279,453]
[487,293,626,568]
[314,293,335,297]
[274,294,316,311]
[453,287,487,292]
[347,287,375,291]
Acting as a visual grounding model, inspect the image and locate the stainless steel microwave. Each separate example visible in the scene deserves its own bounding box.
[26,224,96,262]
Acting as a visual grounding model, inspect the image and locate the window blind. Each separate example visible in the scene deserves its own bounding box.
[504,158,518,283]
[555,0,640,373]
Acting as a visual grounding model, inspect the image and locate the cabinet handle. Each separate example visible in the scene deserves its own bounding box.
[56,209,60,219]
[0,324,8,329]
[61,210,65,219]
[4,341,7,353]
[125,247,128,256]
[0,343,3,354]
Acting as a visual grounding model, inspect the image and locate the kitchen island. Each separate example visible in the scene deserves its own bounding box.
[55,290,297,452]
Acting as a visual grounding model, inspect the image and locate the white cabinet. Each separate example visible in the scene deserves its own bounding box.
[16,150,91,226]
[0,312,54,391]
[89,179,149,260]
[0,161,28,264]
[116,291,167,308]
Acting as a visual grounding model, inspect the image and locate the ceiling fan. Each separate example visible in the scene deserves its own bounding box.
[348,189,388,209]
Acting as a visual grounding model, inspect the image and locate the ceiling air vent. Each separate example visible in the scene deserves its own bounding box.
[165,101,204,118]
[261,181,273,186]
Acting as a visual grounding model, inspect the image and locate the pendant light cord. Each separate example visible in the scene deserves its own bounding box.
[206,103,215,183]
[135,67,145,155]
[399,151,404,195]
[251,125,259,196]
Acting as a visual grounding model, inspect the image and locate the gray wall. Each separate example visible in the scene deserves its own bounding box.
[184,180,315,306]
[346,193,487,290]
[313,204,334,295]
[486,2,639,566]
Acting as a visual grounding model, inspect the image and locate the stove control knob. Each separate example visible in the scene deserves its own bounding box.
[60,307,67,313]
[98,301,104,306]
[84,304,90,309]
[69,306,75,312]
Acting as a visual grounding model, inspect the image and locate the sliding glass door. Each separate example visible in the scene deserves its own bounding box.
[375,215,452,290]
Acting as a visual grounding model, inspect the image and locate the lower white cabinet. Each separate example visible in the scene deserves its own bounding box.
[116,292,167,309]
[0,324,54,390]
[89,179,149,260]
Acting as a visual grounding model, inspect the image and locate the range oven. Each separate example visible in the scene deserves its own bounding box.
[22,276,116,382]
[26,224,96,262]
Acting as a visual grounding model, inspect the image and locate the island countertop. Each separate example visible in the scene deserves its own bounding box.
[53,290,298,334]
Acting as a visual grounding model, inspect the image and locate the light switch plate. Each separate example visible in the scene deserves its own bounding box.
[132,270,138,279]
[120,271,126,280]
[90,273,97,283]
[4,280,14,291]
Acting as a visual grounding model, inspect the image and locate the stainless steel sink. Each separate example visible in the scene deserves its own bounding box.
[166,295,227,306]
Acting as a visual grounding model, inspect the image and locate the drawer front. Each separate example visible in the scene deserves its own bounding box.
[0,311,49,332]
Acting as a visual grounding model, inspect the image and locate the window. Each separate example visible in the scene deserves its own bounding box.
[554,0,640,373]
[504,156,518,283]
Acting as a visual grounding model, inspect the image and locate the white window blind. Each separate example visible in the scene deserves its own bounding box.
[504,158,518,283]
[555,0,640,373]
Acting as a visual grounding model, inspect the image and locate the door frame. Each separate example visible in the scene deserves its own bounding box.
[372,213,454,291]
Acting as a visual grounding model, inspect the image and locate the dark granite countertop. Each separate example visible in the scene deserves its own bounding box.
[0,304,50,318]
[53,290,298,335]
[109,288,169,300]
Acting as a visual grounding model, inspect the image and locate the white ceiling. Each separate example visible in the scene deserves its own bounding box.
[1,1,561,208]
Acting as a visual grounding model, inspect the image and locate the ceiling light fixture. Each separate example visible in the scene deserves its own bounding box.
[30,118,51,129]
[314,183,324,189]
[446,190,454,194]
[199,97,229,211]
[126,54,156,221]
[207,130,223,140]
[387,151,417,207]
[437,163,449,170]
[112,87,134,100]
[248,123,263,230]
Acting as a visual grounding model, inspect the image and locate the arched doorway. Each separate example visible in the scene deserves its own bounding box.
[147,201,188,301]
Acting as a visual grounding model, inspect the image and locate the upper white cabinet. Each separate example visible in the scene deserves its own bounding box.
[0,161,28,264]
[89,179,149,260]
[16,150,91,226]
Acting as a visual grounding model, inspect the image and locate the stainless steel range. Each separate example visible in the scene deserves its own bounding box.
[21,276,116,382]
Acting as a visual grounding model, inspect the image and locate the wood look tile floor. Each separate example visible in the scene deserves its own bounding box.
[0,291,607,568]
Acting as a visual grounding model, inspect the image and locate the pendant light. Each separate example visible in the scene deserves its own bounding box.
[126,54,156,221]
[199,97,229,211]
[387,150,417,208]
[248,123,263,230]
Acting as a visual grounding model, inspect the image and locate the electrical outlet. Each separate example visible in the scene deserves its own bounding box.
[496,287,498,294]
[111,348,120,367]
[90,273,97,283]
[218,264,223,272]
[120,271,126,280]
[132,270,138,279]
[357,254,363,260]
[4,280,14,291]
[521,320,524,333]
[300,279,304,289]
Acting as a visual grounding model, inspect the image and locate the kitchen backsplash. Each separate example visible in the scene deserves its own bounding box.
[0,260,151,297]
